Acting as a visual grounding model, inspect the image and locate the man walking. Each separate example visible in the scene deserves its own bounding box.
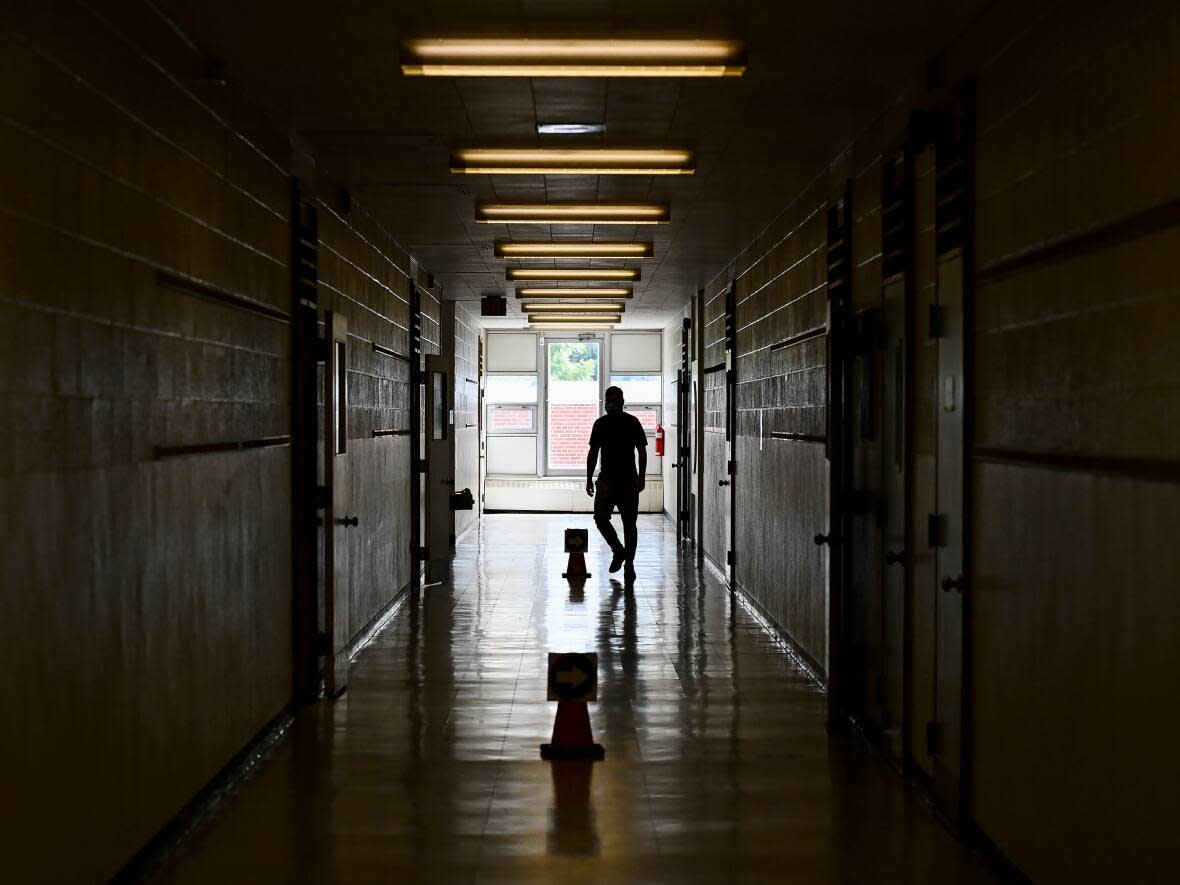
[586,386,648,580]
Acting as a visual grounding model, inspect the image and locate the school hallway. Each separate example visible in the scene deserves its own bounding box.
[4,1,1178,882]
[148,514,998,884]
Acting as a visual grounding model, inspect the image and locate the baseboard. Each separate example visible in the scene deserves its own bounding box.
[965,821,1035,884]
[345,580,412,663]
[698,555,828,689]
[110,702,295,883]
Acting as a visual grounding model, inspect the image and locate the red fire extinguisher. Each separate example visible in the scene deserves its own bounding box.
[655,423,665,456]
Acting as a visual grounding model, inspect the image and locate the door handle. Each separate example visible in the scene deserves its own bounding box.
[718,479,730,486]
[671,463,680,469]
[335,516,359,527]
[814,533,833,546]
[941,574,964,592]
[885,550,905,566]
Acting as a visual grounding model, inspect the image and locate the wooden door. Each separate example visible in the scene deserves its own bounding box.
[702,363,728,572]
[823,184,853,730]
[880,148,914,760]
[930,91,973,826]
[323,310,351,697]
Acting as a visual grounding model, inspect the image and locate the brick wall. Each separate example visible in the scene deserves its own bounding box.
[488,407,534,432]
[549,403,598,469]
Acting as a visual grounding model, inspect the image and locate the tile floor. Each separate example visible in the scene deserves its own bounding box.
[152,514,1001,884]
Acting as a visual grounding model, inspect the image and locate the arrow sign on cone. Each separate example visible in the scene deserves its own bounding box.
[547,652,597,702]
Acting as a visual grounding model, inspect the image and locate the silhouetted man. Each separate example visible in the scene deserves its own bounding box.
[586,386,647,580]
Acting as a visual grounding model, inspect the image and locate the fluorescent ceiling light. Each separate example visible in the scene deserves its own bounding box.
[452,148,693,176]
[529,315,621,323]
[401,39,746,77]
[523,303,625,312]
[476,203,669,225]
[516,288,633,298]
[531,324,618,332]
[537,122,605,135]
[495,241,652,258]
[507,268,640,281]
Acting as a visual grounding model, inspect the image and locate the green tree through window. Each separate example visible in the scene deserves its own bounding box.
[548,343,599,381]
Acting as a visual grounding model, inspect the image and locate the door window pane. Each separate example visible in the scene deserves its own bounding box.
[487,406,536,434]
[628,406,661,433]
[485,375,538,403]
[610,374,661,403]
[547,341,601,470]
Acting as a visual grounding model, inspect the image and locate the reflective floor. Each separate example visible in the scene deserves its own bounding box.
[153,514,1000,884]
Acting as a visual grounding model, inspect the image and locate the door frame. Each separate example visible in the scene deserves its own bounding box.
[540,333,606,477]
[323,310,350,698]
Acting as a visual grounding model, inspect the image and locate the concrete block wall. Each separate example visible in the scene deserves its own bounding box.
[701,181,831,670]
[947,1,1180,880]
[314,199,425,639]
[0,3,441,880]
[0,5,293,880]
[691,0,1180,878]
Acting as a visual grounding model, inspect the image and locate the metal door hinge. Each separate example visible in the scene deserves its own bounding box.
[415,546,429,562]
[726,550,734,566]
[727,459,735,476]
[315,631,330,655]
[416,459,428,474]
[927,513,946,548]
[928,305,944,338]
[926,721,943,757]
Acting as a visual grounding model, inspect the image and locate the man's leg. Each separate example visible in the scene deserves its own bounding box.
[593,479,624,555]
[619,485,640,566]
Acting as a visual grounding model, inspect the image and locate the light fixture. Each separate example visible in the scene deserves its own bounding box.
[531,324,618,332]
[507,268,639,282]
[516,287,633,298]
[523,303,625,313]
[537,122,605,135]
[495,241,652,259]
[529,315,621,324]
[400,39,746,78]
[526,311,623,320]
[451,148,693,176]
[476,203,669,225]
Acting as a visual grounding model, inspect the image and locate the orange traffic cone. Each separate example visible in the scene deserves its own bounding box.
[562,549,591,579]
[541,701,605,760]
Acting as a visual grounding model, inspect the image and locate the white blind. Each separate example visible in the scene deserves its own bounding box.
[486,332,538,371]
[610,333,661,372]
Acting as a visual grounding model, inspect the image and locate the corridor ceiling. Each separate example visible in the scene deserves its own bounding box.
[159,0,989,329]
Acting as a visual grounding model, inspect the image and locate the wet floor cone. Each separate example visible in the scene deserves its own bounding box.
[562,549,591,579]
[541,701,605,760]
[562,528,591,578]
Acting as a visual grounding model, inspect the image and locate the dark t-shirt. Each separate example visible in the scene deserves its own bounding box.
[589,411,648,480]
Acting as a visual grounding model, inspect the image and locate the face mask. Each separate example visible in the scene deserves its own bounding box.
[604,401,623,414]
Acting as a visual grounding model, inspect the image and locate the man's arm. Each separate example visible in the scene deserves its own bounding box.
[586,444,599,496]
[635,422,648,489]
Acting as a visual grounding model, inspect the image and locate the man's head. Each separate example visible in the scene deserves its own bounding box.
[604,386,624,414]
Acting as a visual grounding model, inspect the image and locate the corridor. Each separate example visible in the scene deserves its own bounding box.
[152,515,997,884]
[4,1,1178,881]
